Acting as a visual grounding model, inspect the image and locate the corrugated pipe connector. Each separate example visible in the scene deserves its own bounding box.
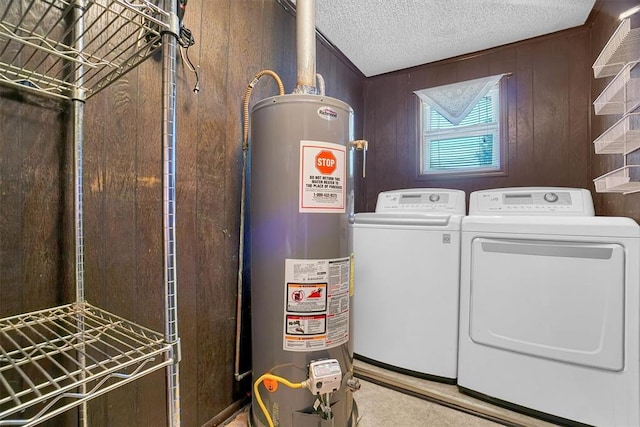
[235,70,285,383]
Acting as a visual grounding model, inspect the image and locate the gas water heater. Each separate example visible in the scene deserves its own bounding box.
[245,1,364,424]
[249,94,359,427]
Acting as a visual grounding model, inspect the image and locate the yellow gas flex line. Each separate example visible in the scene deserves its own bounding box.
[253,373,309,427]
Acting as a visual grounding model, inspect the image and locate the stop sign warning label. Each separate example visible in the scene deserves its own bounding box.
[315,151,337,175]
[300,141,346,213]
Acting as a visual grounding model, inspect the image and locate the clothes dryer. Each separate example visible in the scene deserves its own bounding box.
[458,187,640,426]
[352,188,465,381]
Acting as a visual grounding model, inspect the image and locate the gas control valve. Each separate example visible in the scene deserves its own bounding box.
[308,359,342,395]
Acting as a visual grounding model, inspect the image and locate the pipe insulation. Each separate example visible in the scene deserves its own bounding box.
[295,0,316,93]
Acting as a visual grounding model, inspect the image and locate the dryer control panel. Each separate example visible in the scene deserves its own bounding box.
[469,187,594,216]
[375,188,466,214]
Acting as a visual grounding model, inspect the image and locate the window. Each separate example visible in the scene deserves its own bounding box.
[415,75,507,177]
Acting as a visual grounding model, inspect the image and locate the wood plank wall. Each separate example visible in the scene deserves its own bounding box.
[0,96,67,311]
[589,0,640,221]
[0,1,363,426]
[359,26,593,213]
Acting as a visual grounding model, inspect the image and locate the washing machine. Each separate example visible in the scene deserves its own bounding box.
[458,187,640,426]
[352,188,465,381]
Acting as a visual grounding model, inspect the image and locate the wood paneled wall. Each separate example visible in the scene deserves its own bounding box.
[359,27,593,213]
[0,1,363,426]
[0,94,68,315]
[590,0,640,221]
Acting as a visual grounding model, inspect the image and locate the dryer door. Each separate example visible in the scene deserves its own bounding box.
[469,237,624,371]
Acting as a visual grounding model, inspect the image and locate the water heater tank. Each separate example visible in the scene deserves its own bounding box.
[249,94,357,427]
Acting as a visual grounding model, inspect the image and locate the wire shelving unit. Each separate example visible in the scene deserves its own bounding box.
[0,1,181,425]
[593,15,640,195]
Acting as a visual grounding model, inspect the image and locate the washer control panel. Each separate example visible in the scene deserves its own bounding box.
[469,187,595,216]
[375,188,466,214]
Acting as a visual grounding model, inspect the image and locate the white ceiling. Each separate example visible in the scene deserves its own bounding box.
[292,0,597,77]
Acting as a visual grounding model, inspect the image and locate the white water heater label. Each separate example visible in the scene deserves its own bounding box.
[283,257,350,351]
[299,140,346,213]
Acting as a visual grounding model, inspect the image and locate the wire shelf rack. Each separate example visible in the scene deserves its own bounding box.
[594,108,640,154]
[0,0,169,100]
[593,14,640,79]
[594,61,640,115]
[0,1,181,424]
[0,303,174,427]
[594,165,640,194]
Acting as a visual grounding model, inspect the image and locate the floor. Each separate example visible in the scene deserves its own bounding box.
[222,360,559,427]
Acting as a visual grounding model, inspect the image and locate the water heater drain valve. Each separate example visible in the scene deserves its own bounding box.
[308,359,342,395]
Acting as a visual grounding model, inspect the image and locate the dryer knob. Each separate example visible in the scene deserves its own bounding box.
[429,194,440,202]
[544,192,559,203]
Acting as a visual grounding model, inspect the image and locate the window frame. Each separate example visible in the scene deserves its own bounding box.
[416,77,509,180]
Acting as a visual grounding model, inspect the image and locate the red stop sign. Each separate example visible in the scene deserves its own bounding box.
[315,150,337,175]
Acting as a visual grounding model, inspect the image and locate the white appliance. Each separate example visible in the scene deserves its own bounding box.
[352,188,465,381]
[458,187,640,426]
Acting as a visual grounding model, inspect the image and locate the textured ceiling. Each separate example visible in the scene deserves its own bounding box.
[291,0,596,77]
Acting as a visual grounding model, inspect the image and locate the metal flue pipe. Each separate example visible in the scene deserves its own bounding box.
[295,0,316,94]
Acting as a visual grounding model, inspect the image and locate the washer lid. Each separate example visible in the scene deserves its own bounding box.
[375,188,466,214]
[353,212,463,228]
[469,187,594,216]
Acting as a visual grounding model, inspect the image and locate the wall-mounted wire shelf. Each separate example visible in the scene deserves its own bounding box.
[594,165,640,194]
[593,16,640,195]
[594,61,640,115]
[594,108,640,154]
[593,15,640,78]
[0,0,169,100]
[0,302,174,427]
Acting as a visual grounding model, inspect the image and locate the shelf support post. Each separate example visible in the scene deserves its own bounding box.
[72,1,87,426]
[162,1,181,426]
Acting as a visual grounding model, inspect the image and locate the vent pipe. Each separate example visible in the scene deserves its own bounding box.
[294,0,316,94]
